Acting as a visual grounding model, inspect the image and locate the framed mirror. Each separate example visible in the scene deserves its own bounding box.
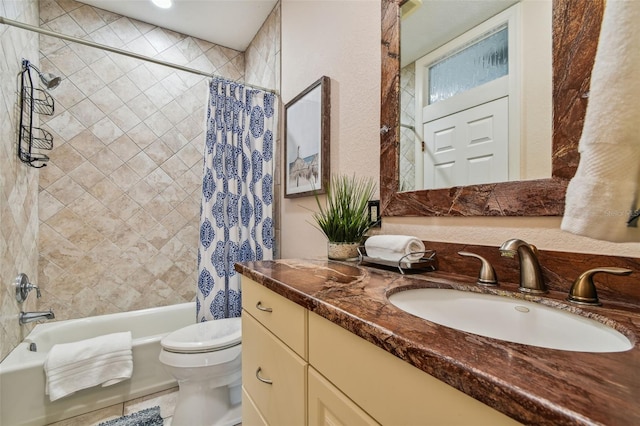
[400,1,551,192]
[380,0,604,217]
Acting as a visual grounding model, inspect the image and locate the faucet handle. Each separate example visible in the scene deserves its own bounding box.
[567,267,632,306]
[14,273,41,303]
[458,251,498,286]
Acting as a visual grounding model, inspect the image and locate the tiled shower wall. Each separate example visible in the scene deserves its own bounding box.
[36,0,280,321]
[0,0,40,361]
[245,3,281,258]
[400,63,415,192]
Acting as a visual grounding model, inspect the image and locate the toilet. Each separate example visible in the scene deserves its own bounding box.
[159,317,242,426]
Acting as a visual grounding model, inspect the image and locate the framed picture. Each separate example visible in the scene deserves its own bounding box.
[284,76,330,198]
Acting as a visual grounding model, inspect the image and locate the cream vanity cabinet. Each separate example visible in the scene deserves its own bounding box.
[241,277,519,425]
[241,277,307,425]
[308,366,379,425]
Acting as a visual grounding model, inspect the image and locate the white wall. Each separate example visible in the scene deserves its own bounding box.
[280,0,640,259]
[520,0,552,179]
[281,0,381,259]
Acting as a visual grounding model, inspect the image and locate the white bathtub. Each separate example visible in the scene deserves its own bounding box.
[0,302,195,426]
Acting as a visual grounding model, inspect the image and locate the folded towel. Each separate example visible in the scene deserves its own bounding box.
[561,0,640,242]
[44,332,133,402]
[364,235,426,262]
[45,350,132,383]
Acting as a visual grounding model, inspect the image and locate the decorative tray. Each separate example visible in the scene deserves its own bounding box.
[357,246,437,274]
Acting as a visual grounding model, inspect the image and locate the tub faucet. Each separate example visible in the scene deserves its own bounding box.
[499,239,547,294]
[19,310,55,325]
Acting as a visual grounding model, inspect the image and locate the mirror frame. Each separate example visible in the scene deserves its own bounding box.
[380,0,604,217]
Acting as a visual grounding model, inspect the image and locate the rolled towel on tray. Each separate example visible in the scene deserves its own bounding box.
[44,331,133,402]
[364,235,426,262]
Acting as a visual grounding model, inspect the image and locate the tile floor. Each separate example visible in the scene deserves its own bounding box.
[46,387,178,426]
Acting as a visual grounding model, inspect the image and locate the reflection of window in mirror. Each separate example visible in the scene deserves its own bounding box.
[399,0,552,192]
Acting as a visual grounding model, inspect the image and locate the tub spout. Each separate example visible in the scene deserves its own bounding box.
[19,310,55,325]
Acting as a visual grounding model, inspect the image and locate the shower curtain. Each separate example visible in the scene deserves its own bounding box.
[197,77,276,321]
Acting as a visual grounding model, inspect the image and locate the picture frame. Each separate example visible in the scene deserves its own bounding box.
[284,76,330,198]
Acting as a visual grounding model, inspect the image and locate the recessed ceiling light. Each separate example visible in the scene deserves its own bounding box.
[151,0,172,9]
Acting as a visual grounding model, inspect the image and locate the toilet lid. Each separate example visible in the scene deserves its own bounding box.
[161,317,241,353]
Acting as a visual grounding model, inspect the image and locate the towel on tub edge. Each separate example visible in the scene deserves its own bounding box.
[44,331,133,402]
[364,235,426,262]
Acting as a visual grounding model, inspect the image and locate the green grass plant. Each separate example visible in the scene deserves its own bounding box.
[312,174,376,243]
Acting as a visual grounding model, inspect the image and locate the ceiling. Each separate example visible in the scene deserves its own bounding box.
[401,0,520,67]
[79,0,278,51]
[79,0,517,62]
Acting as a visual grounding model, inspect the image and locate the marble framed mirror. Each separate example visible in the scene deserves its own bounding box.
[380,0,604,217]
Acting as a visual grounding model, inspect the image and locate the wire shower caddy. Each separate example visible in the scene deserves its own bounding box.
[18,59,55,168]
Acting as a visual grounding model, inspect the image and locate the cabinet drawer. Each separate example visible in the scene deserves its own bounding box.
[309,367,379,426]
[242,312,307,426]
[309,312,520,426]
[242,386,267,426]
[242,277,307,358]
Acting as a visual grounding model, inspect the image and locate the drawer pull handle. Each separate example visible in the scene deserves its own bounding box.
[256,301,273,312]
[256,367,273,385]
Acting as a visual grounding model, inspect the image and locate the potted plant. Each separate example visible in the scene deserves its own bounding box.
[312,174,376,260]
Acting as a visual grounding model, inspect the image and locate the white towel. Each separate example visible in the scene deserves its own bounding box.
[364,235,426,262]
[561,0,640,242]
[44,332,133,402]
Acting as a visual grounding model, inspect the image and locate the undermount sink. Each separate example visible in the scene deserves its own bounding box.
[388,288,632,353]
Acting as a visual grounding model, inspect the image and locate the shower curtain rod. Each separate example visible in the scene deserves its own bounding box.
[0,16,277,94]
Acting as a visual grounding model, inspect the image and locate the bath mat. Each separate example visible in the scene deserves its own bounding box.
[98,406,163,426]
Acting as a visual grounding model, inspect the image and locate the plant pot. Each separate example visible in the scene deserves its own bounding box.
[327,242,360,261]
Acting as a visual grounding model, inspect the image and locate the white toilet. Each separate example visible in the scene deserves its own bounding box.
[159,317,242,426]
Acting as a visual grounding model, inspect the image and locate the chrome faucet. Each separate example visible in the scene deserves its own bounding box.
[19,310,55,325]
[499,239,547,294]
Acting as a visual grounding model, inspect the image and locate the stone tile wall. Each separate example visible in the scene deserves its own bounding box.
[0,0,279,360]
[245,3,281,258]
[36,0,280,321]
[0,0,41,361]
[400,63,415,192]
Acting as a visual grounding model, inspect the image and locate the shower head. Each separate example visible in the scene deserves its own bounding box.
[38,72,61,90]
[22,59,61,90]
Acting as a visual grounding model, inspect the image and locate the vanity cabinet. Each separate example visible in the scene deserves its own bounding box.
[241,387,267,426]
[241,278,308,426]
[242,276,307,356]
[241,276,519,425]
[242,313,307,425]
[309,312,519,426]
[308,366,379,426]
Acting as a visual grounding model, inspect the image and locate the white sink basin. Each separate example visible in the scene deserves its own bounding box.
[388,288,632,353]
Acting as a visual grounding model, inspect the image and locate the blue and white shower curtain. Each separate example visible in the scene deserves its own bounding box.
[197,77,276,321]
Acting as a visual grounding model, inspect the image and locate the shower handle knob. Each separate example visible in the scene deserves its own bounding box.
[14,273,41,303]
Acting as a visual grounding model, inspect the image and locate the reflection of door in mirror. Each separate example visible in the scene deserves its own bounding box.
[399,0,552,192]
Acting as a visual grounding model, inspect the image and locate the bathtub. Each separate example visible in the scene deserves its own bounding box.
[0,302,195,426]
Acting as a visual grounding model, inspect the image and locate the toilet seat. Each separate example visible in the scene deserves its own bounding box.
[161,317,241,354]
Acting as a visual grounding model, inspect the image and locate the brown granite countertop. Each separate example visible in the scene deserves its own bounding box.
[235,259,640,426]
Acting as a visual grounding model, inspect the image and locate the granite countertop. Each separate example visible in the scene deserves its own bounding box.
[235,259,640,426]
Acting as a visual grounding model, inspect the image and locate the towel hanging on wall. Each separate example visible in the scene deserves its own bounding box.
[561,0,640,243]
